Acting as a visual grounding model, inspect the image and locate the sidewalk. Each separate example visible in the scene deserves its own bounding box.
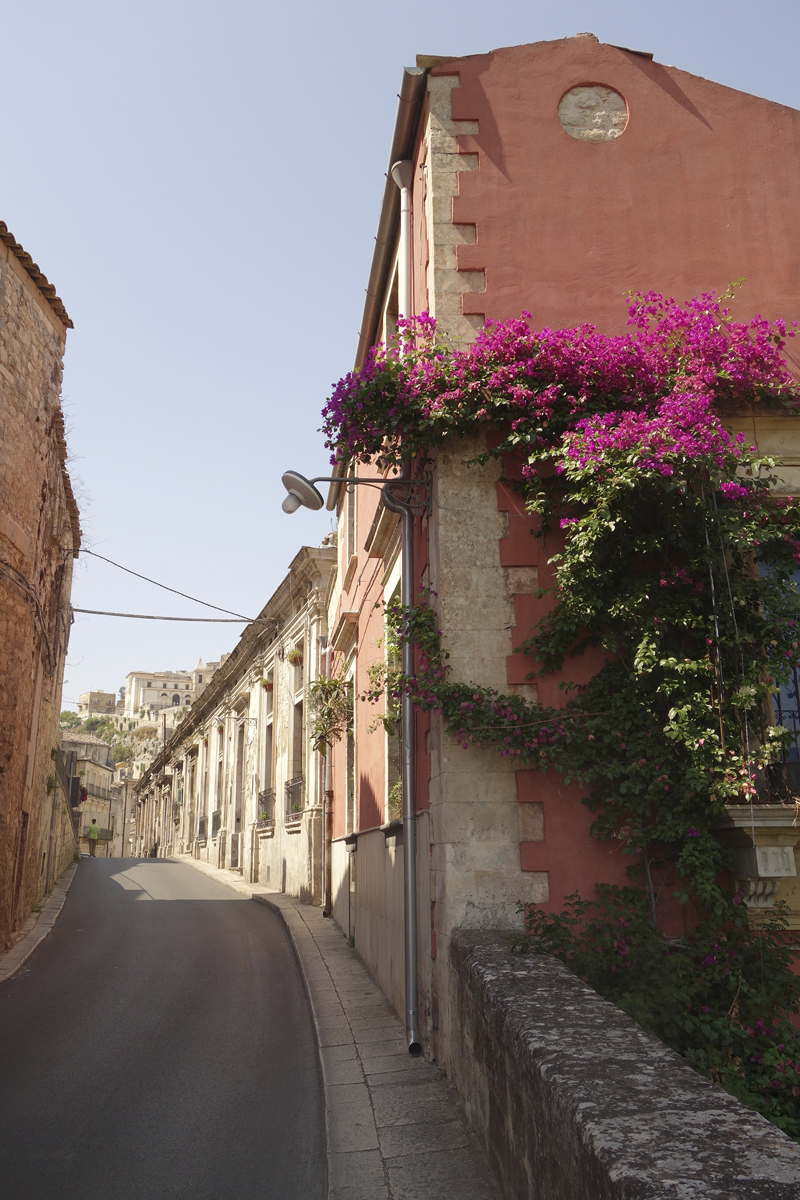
[0,862,78,983]
[174,853,501,1200]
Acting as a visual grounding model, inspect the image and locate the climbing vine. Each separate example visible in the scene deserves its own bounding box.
[324,290,800,1132]
[325,289,800,916]
[307,671,352,756]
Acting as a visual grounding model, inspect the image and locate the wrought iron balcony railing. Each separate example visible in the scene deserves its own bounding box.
[284,776,304,821]
[257,788,275,828]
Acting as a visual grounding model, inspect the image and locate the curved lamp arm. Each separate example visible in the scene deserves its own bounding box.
[281,470,428,516]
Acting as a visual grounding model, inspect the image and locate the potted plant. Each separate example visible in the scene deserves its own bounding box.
[286,647,304,667]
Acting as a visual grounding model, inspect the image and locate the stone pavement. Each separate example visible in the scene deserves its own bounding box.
[0,862,78,983]
[174,853,502,1200]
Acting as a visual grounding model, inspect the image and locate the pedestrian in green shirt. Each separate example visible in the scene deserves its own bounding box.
[88,818,99,857]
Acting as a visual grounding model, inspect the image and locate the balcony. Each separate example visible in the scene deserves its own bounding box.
[284,776,304,822]
[85,779,113,802]
[257,788,275,829]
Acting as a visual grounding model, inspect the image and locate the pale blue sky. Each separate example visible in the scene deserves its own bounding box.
[5,0,798,707]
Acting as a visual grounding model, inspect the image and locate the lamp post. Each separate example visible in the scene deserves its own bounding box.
[281,468,428,1055]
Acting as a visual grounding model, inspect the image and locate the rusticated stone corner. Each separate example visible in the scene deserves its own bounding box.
[449,930,800,1199]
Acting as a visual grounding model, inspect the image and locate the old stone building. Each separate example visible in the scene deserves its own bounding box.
[0,221,80,948]
[77,690,116,716]
[135,544,335,899]
[61,732,118,856]
[122,656,224,718]
[314,35,800,1066]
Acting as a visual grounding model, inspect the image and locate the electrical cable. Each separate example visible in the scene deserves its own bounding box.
[73,609,250,623]
[81,548,252,621]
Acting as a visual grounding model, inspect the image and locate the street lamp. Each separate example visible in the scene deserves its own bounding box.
[281,467,428,1055]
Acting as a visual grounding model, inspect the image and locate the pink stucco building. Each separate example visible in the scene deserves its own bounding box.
[320,33,800,1065]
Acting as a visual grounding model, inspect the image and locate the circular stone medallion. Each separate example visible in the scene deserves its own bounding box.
[558,85,627,142]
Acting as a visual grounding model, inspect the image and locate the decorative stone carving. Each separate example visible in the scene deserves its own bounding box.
[712,805,800,910]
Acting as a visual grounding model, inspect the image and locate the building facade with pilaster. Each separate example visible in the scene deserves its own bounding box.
[135,544,336,901]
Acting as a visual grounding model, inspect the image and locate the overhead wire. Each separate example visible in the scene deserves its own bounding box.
[72,609,251,623]
[81,548,253,621]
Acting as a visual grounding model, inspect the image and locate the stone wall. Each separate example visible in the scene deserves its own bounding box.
[0,232,78,948]
[426,432,548,1063]
[450,930,800,1200]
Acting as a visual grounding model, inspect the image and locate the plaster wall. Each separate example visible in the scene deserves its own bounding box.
[433,35,800,347]
[353,828,405,1019]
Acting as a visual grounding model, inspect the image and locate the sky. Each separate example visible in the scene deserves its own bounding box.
[4,0,800,708]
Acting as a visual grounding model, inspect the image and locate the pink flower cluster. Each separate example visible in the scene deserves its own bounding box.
[559,393,737,477]
[321,291,799,472]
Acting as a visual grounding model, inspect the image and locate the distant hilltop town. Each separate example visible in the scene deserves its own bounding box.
[76,655,229,720]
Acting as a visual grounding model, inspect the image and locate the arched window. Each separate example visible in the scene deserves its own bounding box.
[172,694,180,706]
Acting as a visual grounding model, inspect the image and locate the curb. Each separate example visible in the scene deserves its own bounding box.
[0,861,79,983]
[252,893,334,1200]
[173,853,501,1200]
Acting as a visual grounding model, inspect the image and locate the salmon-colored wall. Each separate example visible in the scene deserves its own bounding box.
[330,466,432,842]
[433,37,800,362]
[330,468,400,841]
[419,39,800,924]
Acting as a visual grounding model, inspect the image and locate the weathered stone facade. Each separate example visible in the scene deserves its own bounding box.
[450,932,800,1198]
[0,222,79,948]
[135,545,335,901]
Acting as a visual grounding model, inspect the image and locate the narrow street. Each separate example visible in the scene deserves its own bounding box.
[0,859,325,1200]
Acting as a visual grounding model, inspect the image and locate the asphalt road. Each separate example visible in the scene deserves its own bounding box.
[0,858,325,1200]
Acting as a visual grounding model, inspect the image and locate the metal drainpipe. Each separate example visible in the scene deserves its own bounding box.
[390,160,414,322]
[400,493,422,1055]
[388,157,422,1054]
[319,637,333,917]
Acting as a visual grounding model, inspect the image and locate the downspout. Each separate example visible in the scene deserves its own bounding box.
[319,636,333,917]
[399,488,422,1055]
[391,157,422,1056]
[390,159,414,321]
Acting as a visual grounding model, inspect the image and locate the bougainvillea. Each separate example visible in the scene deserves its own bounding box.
[328,290,800,1133]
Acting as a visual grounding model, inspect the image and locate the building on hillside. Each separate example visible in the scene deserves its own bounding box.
[135,545,335,896]
[61,733,119,856]
[78,690,116,716]
[122,656,225,719]
[0,221,80,949]
[314,35,800,1064]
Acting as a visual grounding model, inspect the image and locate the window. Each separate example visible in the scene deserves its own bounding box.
[346,679,355,833]
[264,721,273,789]
[198,675,203,683]
[172,695,180,706]
[292,700,304,780]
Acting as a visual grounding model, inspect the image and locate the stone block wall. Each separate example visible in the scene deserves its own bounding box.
[0,233,78,948]
[450,930,800,1200]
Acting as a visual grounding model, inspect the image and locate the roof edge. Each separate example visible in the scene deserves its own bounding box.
[0,221,73,330]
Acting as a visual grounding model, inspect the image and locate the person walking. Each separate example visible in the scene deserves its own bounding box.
[88,818,99,857]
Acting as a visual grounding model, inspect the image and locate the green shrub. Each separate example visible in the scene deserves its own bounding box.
[518,889,800,1138]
